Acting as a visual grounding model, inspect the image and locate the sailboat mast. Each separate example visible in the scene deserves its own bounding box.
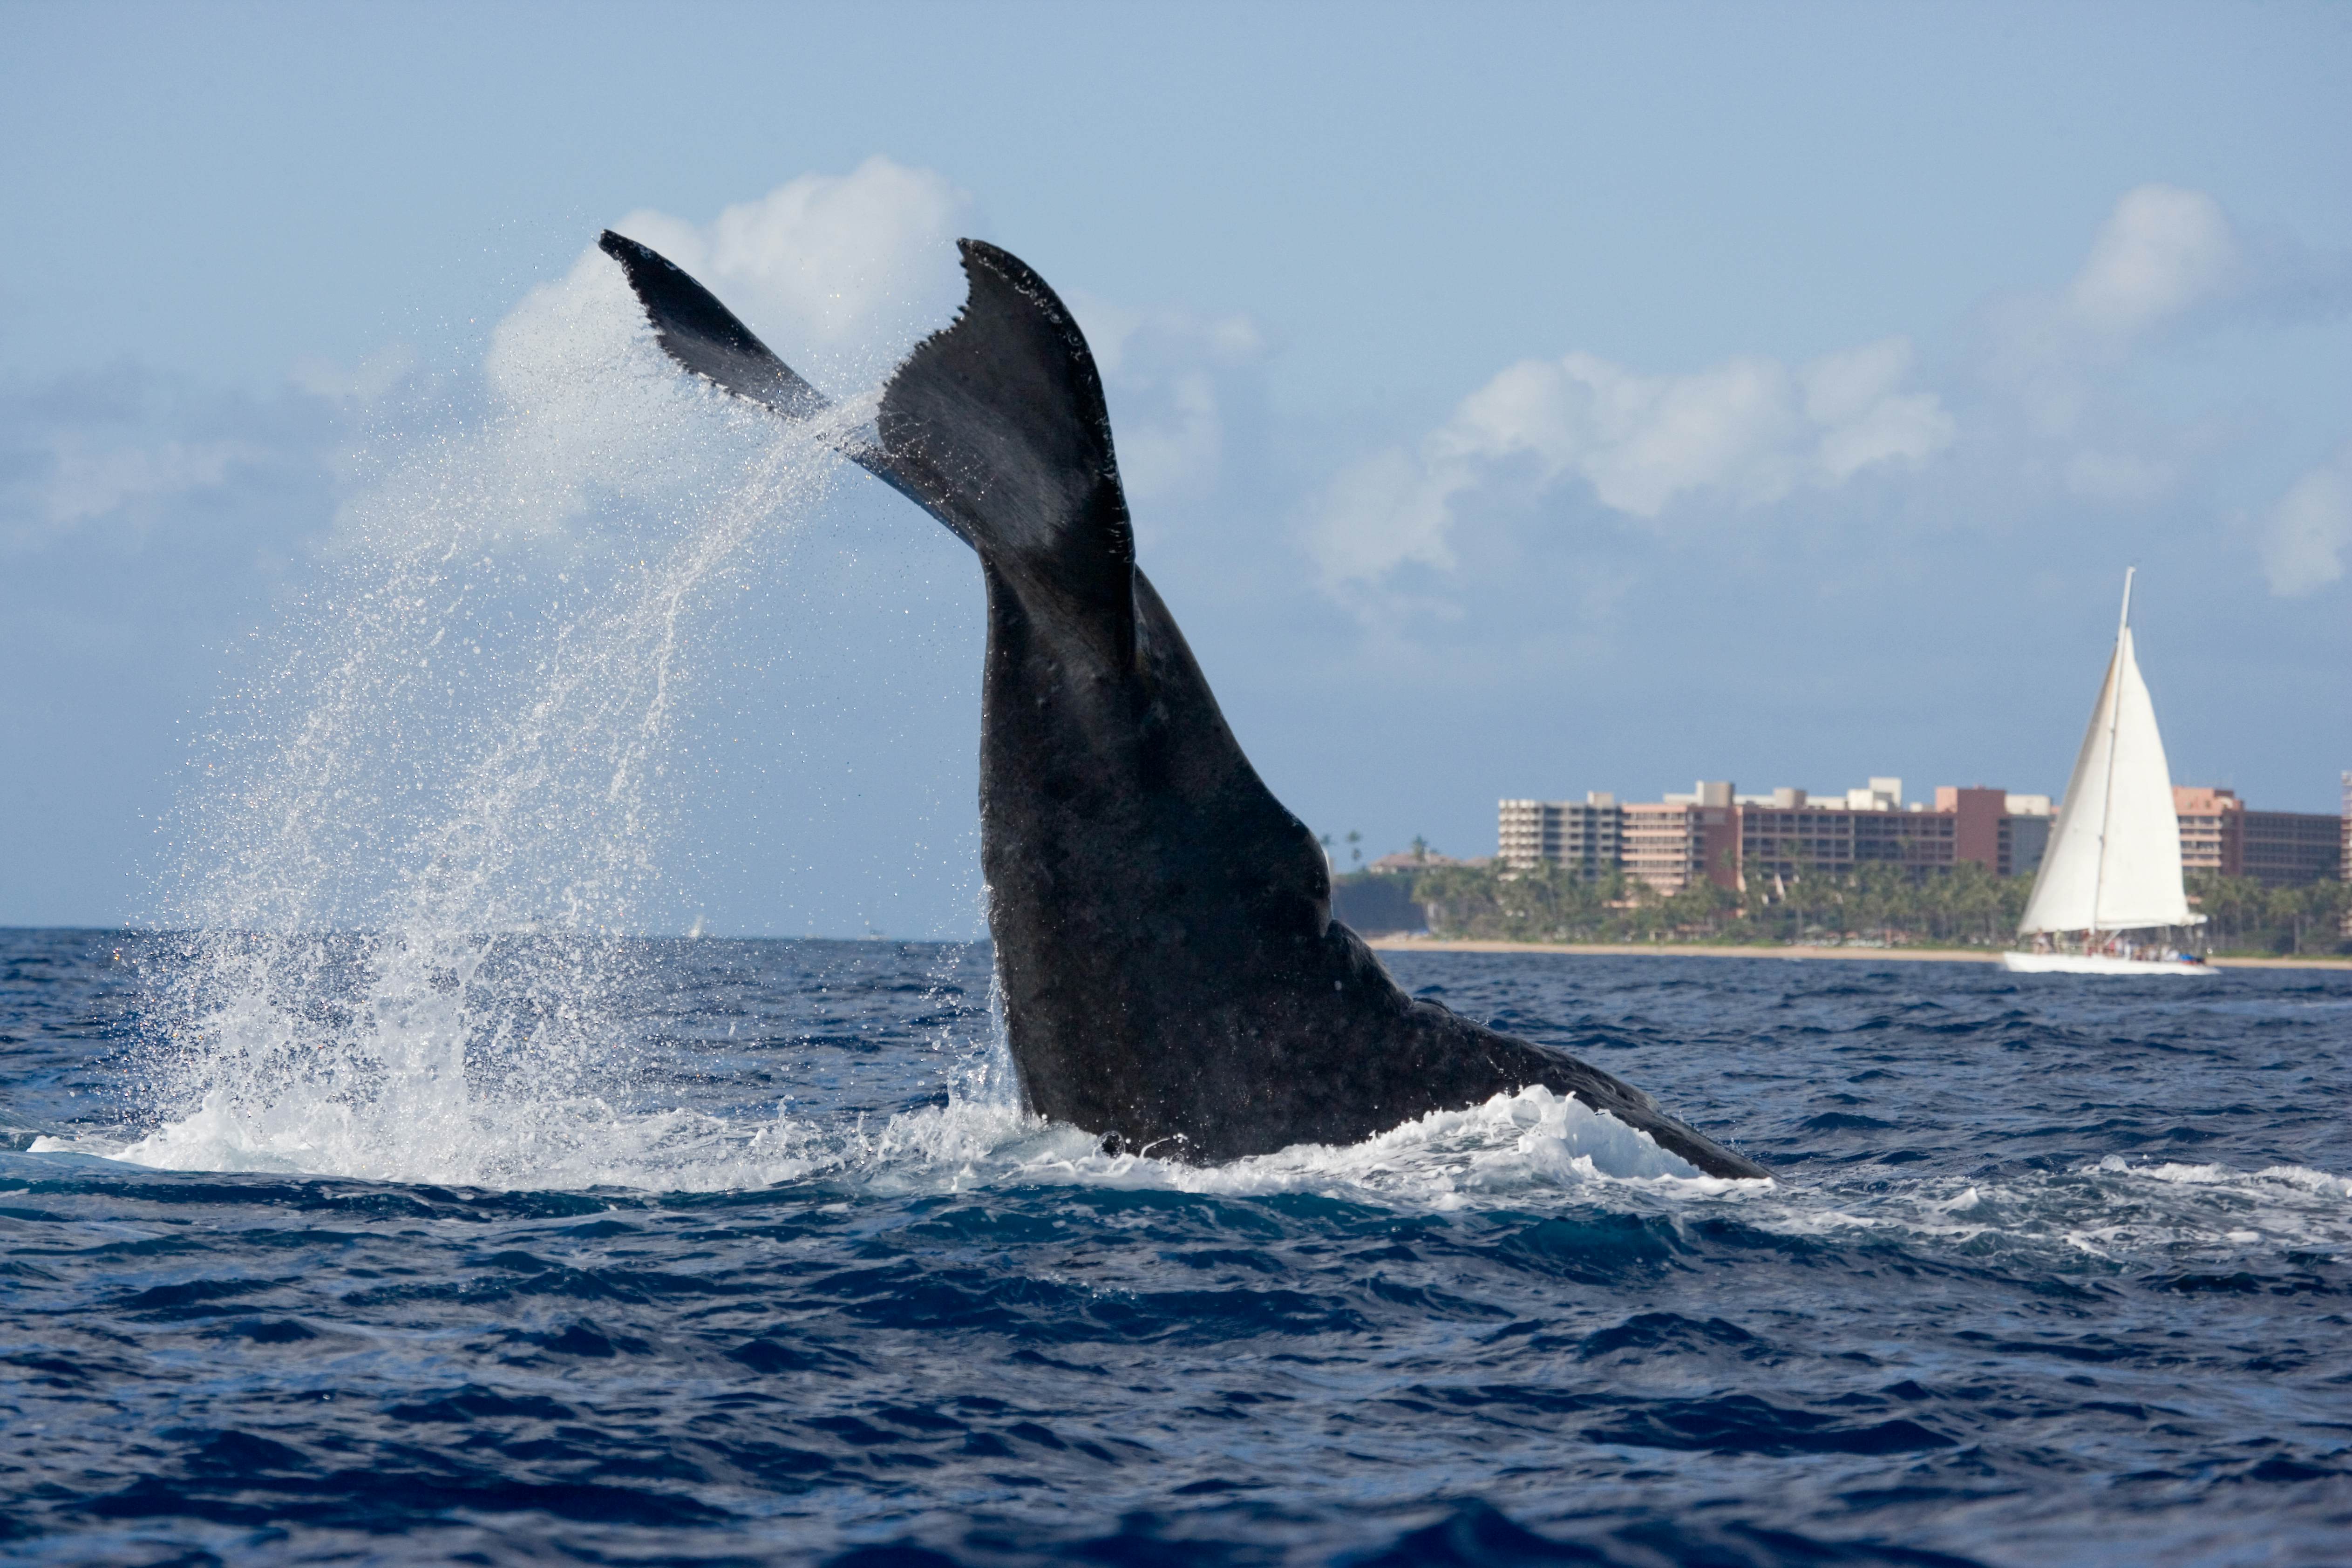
[2087,568,2135,939]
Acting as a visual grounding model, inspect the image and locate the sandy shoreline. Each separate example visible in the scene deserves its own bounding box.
[1364,937,2352,971]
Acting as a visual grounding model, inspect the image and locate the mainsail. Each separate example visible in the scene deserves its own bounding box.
[2018,570,2199,935]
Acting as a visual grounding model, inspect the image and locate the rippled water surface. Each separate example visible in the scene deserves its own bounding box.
[5,930,2350,1566]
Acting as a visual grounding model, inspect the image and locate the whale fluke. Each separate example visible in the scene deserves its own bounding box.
[598,231,830,421]
[875,241,1138,619]
[600,230,1770,1181]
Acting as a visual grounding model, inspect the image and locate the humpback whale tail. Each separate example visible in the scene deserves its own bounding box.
[598,231,829,421]
[876,244,1138,618]
[599,231,1133,614]
[599,227,1770,1181]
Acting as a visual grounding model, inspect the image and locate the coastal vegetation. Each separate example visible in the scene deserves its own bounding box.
[2186,874,2352,957]
[1379,862,2352,957]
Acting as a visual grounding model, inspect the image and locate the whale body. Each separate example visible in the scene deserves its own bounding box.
[600,231,1768,1180]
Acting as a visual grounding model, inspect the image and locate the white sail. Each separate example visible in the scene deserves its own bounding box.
[2018,574,2199,935]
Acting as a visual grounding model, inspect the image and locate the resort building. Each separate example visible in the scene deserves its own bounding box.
[1502,777,2042,893]
[1497,775,2341,892]
[1732,782,2050,884]
[2174,786,2345,886]
[1619,795,1736,895]
[1495,794,1622,874]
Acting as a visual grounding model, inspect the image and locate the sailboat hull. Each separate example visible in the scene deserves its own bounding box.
[2000,951,2215,977]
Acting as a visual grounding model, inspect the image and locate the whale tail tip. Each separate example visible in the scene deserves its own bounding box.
[598,230,828,421]
[875,239,1136,602]
[600,228,1136,604]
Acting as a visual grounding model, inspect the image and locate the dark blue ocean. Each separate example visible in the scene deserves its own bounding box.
[5,928,2350,1567]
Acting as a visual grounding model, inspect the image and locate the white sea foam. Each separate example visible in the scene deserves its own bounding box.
[984,1085,1720,1201]
[54,1039,2352,1276]
[2111,1154,2352,1199]
[1742,1150,2352,1273]
[755,1081,1728,1211]
[54,1060,1723,1201]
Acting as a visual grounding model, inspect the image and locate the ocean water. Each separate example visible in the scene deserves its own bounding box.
[5,929,2349,1567]
[11,238,2351,1565]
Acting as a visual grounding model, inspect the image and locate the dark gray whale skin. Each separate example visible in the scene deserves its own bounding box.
[598,231,1769,1180]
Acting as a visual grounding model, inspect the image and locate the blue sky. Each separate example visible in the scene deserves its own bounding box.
[4,1,2348,935]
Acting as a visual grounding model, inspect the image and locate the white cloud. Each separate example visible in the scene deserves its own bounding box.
[1966,180,2352,546]
[451,156,1279,569]
[493,156,976,409]
[2063,448,2178,506]
[1434,351,1801,517]
[2258,440,2352,597]
[47,437,248,524]
[1307,336,1952,594]
[605,156,979,391]
[488,158,1281,531]
[288,343,419,404]
[1068,294,1267,507]
[1314,447,1458,583]
[1804,339,1955,481]
[2066,184,2240,339]
[1110,368,1222,507]
[357,156,981,553]
[1077,297,1264,380]
[1987,186,2246,438]
[1987,183,2352,446]
[11,434,260,547]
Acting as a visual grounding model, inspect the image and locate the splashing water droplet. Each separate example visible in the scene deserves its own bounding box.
[127,301,895,1190]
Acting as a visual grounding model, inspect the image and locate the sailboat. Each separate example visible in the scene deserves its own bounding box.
[2003,570,2213,977]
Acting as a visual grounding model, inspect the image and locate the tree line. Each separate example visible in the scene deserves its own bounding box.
[2187,874,2352,956]
[1389,860,2352,956]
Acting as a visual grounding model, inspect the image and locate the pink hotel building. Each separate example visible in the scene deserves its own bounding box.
[1499,779,2346,896]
